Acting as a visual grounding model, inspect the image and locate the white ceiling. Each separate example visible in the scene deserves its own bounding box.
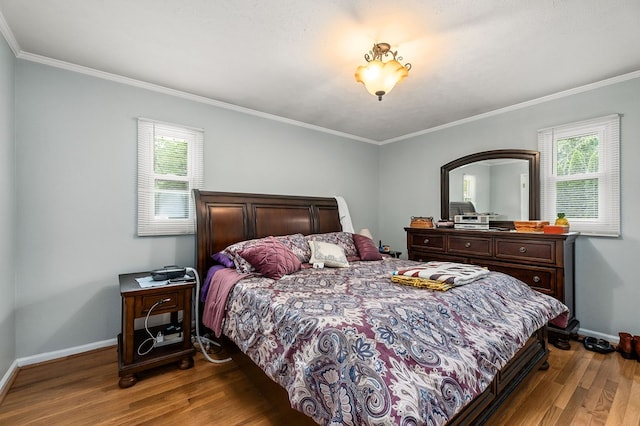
[1,0,639,143]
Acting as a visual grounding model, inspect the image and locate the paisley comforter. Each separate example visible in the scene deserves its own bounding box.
[219,258,567,425]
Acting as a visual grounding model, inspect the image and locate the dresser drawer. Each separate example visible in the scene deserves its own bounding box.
[481,262,557,297]
[448,236,492,257]
[495,239,556,264]
[409,251,467,264]
[409,233,445,252]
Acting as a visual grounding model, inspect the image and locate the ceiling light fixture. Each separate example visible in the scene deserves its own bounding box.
[355,42,411,101]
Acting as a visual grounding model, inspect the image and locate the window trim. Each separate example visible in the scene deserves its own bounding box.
[538,114,620,237]
[137,118,204,236]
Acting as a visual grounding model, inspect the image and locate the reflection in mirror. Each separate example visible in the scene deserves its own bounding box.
[441,149,539,228]
[448,159,529,220]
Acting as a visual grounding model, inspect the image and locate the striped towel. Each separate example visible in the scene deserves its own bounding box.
[392,261,489,286]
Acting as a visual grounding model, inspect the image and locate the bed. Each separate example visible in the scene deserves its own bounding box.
[194,190,567,425]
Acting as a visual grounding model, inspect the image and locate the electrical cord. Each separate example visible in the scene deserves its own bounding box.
[186,266,232,364]
[136,298,171,356]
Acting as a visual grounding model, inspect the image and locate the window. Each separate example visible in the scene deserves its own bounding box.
[538,114,620,236]
[463,174,476,204]
[137,118,203,236]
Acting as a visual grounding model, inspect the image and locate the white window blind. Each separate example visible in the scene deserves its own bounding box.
[538,114,620,237]
[137,118,204,236]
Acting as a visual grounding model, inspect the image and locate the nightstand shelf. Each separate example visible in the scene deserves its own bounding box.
[117,272,195,388]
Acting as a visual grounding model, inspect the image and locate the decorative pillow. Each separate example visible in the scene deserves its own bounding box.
[309,240,349,268]
[222,239,264,273]
[223,234,311,273]
[211,252,235,268]
[275,233,311,263]
[239,237,301,279]
[305,232,358,258]
[352,233,383,261]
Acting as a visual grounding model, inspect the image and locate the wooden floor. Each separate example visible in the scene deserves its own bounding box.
[1,340,639,425]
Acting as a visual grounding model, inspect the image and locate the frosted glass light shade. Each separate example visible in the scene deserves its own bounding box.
[355,59,409,100]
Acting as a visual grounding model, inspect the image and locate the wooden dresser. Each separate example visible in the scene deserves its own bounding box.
[405,227,579,349]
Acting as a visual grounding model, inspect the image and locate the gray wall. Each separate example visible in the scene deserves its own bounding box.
[0,35,15,379]
[14,60,379,357]
[3,46,639,378]
[379,76,640,339]
[490,161,529,220]
[449,163,491,214]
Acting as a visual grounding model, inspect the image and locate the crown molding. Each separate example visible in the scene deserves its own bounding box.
[0,10,20,55]
[7,31,639,146]
[381,69,640,145]
[16,51,377,145]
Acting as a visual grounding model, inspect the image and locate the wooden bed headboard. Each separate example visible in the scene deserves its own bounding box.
[193,190,342,278]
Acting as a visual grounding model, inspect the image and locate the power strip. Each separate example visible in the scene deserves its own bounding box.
[154,332,183,347]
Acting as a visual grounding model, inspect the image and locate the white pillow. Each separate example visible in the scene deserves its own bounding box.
[309,240,349,268]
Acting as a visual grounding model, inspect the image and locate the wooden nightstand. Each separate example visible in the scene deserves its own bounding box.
[117,272,195,388]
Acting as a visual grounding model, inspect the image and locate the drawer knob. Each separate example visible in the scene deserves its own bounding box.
[519,246,527,253]
[423,238,429,244]
[464,242,471,248]
[533,275,541,283]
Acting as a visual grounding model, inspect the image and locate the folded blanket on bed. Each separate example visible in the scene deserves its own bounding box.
[393,261,490,286]
[202,268,250,337]
[201,264,225,302]
[391,274,457,291]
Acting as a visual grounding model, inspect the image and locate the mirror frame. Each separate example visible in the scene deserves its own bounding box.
[440,149,540,228]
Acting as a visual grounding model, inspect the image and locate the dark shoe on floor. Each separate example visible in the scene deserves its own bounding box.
[583,337,615,354]
[634,336,640,362]
[619,332,634,359]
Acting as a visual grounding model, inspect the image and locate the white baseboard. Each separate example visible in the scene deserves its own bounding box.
[579,328,619,344]
[0,359,19,399]
[1,338,117,399]
[16,338,117,368]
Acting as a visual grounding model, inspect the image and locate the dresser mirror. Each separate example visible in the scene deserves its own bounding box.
[440,149,540,228]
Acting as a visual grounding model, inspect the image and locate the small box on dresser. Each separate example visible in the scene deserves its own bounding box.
[405,227,579,349]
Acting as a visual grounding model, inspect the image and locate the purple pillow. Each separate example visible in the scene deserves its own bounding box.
[223,234,310,273]
[211,252,235,268]
[353,233,383,261]
[239,237,302,279]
